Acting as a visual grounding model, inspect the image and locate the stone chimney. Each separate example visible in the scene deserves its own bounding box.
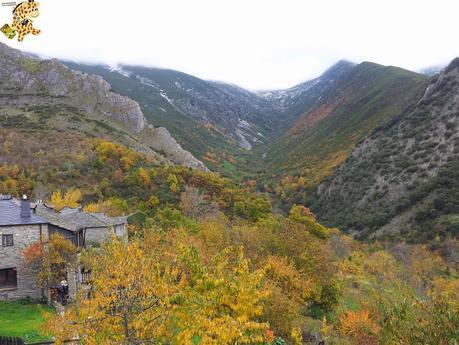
[20,195,31,218]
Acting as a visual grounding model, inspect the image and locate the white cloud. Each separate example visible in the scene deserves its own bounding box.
[1,0,458,89]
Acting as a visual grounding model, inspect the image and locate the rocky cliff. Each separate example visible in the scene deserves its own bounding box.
[0,42,206,170]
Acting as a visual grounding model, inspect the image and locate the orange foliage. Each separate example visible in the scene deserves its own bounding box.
[22,242,43,265]
[202,151,219,165]
[291,96,347,135]
[339,310,380,345]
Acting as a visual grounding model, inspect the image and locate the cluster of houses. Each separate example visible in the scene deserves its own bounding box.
[0,195,128,301]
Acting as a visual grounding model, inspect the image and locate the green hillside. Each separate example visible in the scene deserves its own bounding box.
[311,58,459,242]
[262,62,428,185]
[63,62,274,177]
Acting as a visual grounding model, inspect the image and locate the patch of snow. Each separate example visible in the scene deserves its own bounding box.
[137,76,159,89]
[235,129,252,151]
[108,65,132,78]
[160,92,173,104]
[238,119,252,129]
[135,76,174,105]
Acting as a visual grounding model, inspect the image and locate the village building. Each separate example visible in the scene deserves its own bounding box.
[36,204,128,248]
[0,195,128,301]
[0,196,48,301]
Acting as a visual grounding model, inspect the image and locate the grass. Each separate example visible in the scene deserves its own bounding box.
[0,302,54,342]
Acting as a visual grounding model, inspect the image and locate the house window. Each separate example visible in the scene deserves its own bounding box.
[0,268,17,289]
[2,234,14,247]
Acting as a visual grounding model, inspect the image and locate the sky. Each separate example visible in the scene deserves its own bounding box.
[1,0,459,90]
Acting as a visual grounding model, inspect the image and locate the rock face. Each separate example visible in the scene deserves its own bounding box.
[42,60,146,133]
[0,42,206,170]
[148,126,208,171]
[0,43,146,133]
[312,58,459,242]
[65,63,278,153]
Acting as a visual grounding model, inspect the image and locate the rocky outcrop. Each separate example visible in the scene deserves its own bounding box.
[147,126,208,171]
[0,42,207,171]
[40,60,146,132]
[0,43,146,132]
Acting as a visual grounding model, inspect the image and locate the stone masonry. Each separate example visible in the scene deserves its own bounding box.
[0,224,48,300]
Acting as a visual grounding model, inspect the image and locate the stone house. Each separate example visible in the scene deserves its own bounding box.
[0,196,128,301]
[36,204,128,248]
[0,196,48,301]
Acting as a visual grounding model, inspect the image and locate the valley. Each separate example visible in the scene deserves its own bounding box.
[2,40,458,242]
[0,40,458,345]
[61,52,459,244]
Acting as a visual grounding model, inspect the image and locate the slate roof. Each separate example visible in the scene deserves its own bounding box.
[90,213,127,226]
[0,197,47,226]
[36,206,82,232]
[36,204,127,233]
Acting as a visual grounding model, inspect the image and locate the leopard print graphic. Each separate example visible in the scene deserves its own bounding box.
[11,1,41,42]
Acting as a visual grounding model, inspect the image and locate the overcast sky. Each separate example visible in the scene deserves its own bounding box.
[2,0,458,89]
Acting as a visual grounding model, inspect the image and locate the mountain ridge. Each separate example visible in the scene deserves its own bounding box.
[311,57,459,242]
[0,42,207,171]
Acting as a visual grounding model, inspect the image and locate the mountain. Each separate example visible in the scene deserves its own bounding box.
[62,62,278,175]
[66,60,430,189]
[0,42,206,170]
[260,61,429,187]
[311,58,459,242]
[259,60,356,118]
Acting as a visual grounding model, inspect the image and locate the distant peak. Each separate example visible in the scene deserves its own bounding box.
[321,59,355,78]
[332,59,355,67]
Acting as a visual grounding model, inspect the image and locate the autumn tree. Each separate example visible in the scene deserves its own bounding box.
[180,186,218,219]
[84,197,129,216]
[45,238,269,345]
[49,189,82,211]
[289,205,331,239]
[339,310,380,345]
[23,234,77,298]
[138,167,151,187]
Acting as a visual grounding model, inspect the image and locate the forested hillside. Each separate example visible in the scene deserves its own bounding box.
[262,62,428,184]
[0,40,458,344]
[1,128,457,345]
[312,58,459,242]
[64,59,430,194]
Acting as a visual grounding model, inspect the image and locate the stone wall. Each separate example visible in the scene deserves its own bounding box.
[84,226,112,244]
[85,225,127,244]
[0,224,48,301]
[114,224,128,241]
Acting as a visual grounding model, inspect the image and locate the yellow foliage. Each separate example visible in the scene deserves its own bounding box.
[291,327,303,345]
[170,183,179,194]
[83,198,128,216]
[264,256,316,301]
[289,204,331,239]
[49,189,82,211]
[138,167,151,187]
[147,195,160,208]
[44,238,269,345]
